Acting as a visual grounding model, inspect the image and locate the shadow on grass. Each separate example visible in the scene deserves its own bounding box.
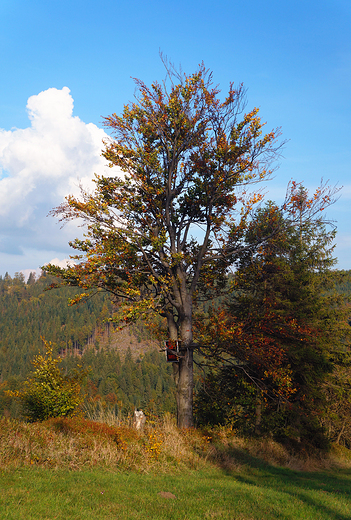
[210,444,351,520]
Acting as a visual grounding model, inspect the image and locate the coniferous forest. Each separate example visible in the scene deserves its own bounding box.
[1,268,351,450]
[0,271,176,419]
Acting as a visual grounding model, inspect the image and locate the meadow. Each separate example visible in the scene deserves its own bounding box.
[1,415,351,519]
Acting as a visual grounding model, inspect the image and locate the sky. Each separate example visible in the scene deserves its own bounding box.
[0,0,350,278]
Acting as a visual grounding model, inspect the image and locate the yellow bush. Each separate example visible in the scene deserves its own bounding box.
[6,339,88,422]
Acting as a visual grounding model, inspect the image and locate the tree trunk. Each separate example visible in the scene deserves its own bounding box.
[168,302,194,428]
[254,399,262,435]
[177,310,194,428]
[177,347,194,428]
[336,418,346,445]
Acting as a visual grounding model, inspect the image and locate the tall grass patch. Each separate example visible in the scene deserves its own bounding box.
[1,415,350,473]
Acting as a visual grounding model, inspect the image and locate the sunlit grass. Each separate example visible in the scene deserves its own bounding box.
[0,415,351,519]
[1,466,351,520]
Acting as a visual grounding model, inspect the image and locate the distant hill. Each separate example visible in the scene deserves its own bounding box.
[0,271,161,378]
[0,271,175,418]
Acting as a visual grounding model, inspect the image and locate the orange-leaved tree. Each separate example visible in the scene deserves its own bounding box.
[44,61,284,427]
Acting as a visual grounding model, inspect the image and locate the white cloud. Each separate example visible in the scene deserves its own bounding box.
[46,257,74,269]
[20,257,73,282]
[0,87,122,274]
[20,268,43,282]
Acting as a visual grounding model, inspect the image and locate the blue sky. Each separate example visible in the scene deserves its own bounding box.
[0,0,350,277]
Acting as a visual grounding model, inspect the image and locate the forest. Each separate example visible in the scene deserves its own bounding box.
[0,271,177,419]
[1,264,351,450]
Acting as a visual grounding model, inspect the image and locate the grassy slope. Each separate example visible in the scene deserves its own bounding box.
[1,466,351,520]
[0,416,351,519]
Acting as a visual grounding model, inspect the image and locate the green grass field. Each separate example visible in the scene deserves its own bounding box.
[1,462,351,519]
[1,416,351,519]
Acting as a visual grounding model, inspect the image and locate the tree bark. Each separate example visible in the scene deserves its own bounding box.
[177,347,194,428]
[177,308,194,428]
[254,399,262,435]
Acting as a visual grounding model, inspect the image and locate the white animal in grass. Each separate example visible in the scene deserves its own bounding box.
[134,409,146,430]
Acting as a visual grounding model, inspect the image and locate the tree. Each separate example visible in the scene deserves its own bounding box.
[195,183,347,447]
[44,61,284,427]
[319,270,351,447]
[27,272,37,285]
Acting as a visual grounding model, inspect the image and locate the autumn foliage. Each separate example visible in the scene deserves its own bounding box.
[44,60,284,427]
[6,339,88,422]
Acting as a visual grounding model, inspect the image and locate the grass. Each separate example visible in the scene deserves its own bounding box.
[1,465,351,519]
[0,415,351,519]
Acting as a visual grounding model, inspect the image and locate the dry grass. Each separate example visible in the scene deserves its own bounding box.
[1,414,350,473]
[0,414,206,472]
[206,427,351,472]
[82,401,133,427]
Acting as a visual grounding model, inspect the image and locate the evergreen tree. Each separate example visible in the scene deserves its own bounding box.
[196,184,348,448]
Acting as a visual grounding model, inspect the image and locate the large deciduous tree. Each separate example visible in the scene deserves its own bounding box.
[44,62,284,427]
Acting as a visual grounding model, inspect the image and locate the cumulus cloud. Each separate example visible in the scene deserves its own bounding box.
[0,87,121,274]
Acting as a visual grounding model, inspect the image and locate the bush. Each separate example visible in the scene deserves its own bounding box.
[6,339,88,421]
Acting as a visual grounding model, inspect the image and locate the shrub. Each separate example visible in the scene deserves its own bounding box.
[6,339,88,421]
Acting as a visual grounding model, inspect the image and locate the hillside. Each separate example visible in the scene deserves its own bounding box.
[1,269,350,426]
[0,271,175,418]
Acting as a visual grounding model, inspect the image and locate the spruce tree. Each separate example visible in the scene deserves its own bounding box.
[196,184,346,447]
